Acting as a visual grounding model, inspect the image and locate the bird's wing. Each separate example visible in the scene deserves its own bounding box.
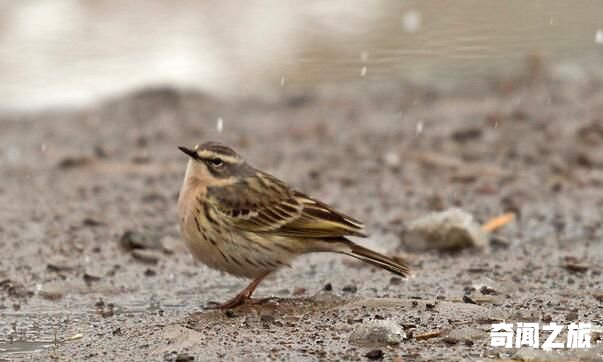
[206,172,366,238]
[276,191,367,237]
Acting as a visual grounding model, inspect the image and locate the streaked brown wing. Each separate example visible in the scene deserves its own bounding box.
[276,191,367,238]
[207,173,303,232]
[207,172,366,238]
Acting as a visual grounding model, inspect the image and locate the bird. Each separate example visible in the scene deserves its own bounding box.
[177,141,409,309]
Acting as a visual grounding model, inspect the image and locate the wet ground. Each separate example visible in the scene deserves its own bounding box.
[1,62,603,361]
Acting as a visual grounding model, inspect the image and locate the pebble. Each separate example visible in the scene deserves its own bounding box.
[462,295,477,305]
[364,349,384,360]
[343,284,358,293]
[443,326,486,346]
[82,218,104,227]
[38,287,64,300]
[83,273,102,284]
[389,277,402,286]
[323,283,333,291]
[131,249,160,265]
[479,285,498,295]
[260,314,276,324]
[565,309,579,321]
[403,208,488,251]
[144,268,157,277]
[349,320,406,345]
[120,230,163,251]
[175,353,195,361]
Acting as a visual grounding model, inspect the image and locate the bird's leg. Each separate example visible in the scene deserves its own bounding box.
[208,271,274,309]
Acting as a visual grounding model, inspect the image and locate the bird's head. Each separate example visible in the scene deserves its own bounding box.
[178,142,253,181]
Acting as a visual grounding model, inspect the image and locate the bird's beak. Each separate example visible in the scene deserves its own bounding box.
[178,146,199,160]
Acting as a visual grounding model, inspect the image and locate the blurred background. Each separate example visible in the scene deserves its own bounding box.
[1,0,602,111]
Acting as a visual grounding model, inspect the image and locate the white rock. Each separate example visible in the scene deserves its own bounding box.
[404,208,488,251]
[349,320,405,345]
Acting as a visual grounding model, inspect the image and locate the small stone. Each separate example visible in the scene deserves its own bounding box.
[442,336,458,345]
[364,349,384,360]
[479,286,498,295]
[131,249,160,265]
[403,208,488,252]
[343,284,358,293]
[562,257,589,273]
[57,156,92,169]
[444,326,486,346]
[349,320,406,345]
[144,268,157,277]
[83,273,101,284]
[260,314,275,324]
[389,277,401,286]
[293,287,306,296]
[323,283,333,291]
[39,288,64,300]
[565,309,579,321]
[462,295,477,304]
[47,262,76,272]
[223,310,236,318]
[82,218,103,227]
[452,127,482,143]
[120,230,163,251]
[175,353,195,362]
[112,327,122,336]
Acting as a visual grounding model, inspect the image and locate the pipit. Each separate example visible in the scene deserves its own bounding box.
[177,142,409,309]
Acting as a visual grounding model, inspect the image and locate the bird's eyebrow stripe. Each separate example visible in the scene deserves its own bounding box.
[197,150,241,164]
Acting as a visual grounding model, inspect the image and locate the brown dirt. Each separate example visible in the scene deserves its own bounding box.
[1,66,603,361]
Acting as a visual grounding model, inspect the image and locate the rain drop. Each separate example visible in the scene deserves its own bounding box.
[416,121,424,135]
[216,118,224,133]
[401,11,421,33]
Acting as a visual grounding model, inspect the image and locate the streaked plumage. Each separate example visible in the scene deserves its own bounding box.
[177,142,409,309]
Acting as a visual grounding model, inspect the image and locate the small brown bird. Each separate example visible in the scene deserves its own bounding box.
[177,142,409,309]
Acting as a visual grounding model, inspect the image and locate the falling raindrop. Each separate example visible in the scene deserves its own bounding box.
[280,76,286,87]
[596,30,603,44]
[360,66,367,77]
[216,118,224,133]
[416,121,424,135]
[384,152,400,167]
[41,143,47,152]
[401,11,421,33]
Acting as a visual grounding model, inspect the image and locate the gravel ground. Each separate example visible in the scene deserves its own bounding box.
[1,63,603,361]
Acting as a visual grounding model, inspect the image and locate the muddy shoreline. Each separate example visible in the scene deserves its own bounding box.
[1,65,603,361]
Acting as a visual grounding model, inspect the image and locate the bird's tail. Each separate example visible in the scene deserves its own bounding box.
[343,241,410,278]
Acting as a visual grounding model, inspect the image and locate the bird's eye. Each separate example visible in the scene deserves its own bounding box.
[211,158,223,167]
